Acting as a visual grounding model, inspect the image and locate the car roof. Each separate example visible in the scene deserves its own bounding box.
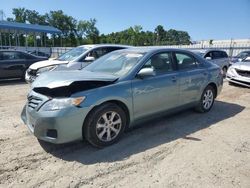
[77,44,132,49]
[191,49,226,54]
[112,47,197,54]
[0,49,29,53]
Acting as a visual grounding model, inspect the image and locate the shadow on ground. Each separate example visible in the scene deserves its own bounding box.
[39,100,244,164]
[0,79,27,86]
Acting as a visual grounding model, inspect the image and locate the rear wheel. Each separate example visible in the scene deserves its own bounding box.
[84,103,126,147]
[195,85,215,113]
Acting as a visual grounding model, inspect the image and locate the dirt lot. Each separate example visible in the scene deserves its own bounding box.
[0,80,250,188]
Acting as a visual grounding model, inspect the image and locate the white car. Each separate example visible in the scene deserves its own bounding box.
[25,44,130,83]
[226,57,250,87]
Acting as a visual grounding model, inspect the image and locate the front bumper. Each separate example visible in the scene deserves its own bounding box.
[226,74,250,88]
[21,104,90,144]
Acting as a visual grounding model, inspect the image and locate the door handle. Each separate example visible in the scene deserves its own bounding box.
[203,72,208,76]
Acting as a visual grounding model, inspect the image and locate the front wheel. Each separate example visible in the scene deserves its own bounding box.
[84,103,126,148]
[195,85,215,113]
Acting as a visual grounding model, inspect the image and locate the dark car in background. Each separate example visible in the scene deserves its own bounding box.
[28,50,51,58]
[0,50,47,80]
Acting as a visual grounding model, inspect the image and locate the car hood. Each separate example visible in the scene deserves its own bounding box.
[32,70,118,89]
[231,62,250,71]
[29,59,68,70]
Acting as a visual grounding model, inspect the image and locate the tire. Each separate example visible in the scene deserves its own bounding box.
[195,85,215,113]
[21,69,27,81]
[84,103,126,148]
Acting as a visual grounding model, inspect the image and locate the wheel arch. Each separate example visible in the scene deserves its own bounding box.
[82,99,131,137]
[207,82,218,98]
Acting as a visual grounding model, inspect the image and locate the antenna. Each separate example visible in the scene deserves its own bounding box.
[0,10,5,21]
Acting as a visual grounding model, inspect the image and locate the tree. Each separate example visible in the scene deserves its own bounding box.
[12,8,27,23]
[76,19,99,44]
[26,10,47,25]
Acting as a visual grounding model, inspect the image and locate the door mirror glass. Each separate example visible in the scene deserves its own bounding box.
[84,56,95,62]
[137,68,155,78]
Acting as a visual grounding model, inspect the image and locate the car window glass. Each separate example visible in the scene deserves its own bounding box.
[89,48,107,59]
[204,52,212,59]
[175,53,197,70]
[1,52,16,60]
[222,51,228,58]
[142,52,174,75]
[212,51,223,59]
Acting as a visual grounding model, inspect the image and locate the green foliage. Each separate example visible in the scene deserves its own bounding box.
[6,8,191,47]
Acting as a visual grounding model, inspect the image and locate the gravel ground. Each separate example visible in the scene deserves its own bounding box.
[0,80,250,188]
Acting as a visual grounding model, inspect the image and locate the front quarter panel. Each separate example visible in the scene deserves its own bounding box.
[72,80,134,123]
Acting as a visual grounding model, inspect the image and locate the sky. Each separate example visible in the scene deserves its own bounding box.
[0,0,250,41]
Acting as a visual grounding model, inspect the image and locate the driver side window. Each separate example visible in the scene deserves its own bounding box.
[142,52,174,75]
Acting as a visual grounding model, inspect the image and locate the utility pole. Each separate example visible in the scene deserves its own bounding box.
[0,10,5,21]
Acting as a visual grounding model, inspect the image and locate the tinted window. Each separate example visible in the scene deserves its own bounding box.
[142,52,174,74]
[222,51,228,58]
[204,52,212,59]
[212,51,226,59]
[175,53,198,70]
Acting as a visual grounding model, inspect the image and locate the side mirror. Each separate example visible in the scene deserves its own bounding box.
[238,58,242,62]
[205,57,212,60]
[84,56,95,62]
[137,68,155,79]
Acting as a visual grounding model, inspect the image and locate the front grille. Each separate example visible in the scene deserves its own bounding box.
[27,95,43,109]
[236,69,250,78]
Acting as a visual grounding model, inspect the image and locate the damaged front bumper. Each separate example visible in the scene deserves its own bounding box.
[21,103,90,144]
[226,74,250,88]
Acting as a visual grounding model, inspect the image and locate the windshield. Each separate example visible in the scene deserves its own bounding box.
[243,57,250,62]
[236,52,250,59]
[57,47,88,61]
[84,51,145,76]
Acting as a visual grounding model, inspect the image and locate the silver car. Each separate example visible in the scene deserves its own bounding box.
[21,48,223,147]
[25,44,130,83]
[226,57,250,87]
[192,49,230,76]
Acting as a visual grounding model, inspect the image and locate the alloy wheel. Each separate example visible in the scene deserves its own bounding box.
[202,89,214,110]
[96,111,122,142]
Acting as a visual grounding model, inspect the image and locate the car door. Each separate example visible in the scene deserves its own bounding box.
[0,51,25,78]
[209,51,229,69]
[174,52,207,105]
[132,52,180,120]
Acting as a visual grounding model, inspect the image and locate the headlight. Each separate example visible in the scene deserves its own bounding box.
[37,65,57,75]
[227,66,236,76]
[40,97,86,111]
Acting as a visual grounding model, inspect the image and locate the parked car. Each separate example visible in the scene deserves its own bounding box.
[226,56,250,87]
[25,44,130,83]
[0,50,47,80]
[21,48,223,147]
[28,50,51,58]
[230,51,250,65]
[192,49,230,76]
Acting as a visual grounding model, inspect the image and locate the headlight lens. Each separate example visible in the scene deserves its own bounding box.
[37,65,57,75]
[227,67,236,76]
[40,97,86,111]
